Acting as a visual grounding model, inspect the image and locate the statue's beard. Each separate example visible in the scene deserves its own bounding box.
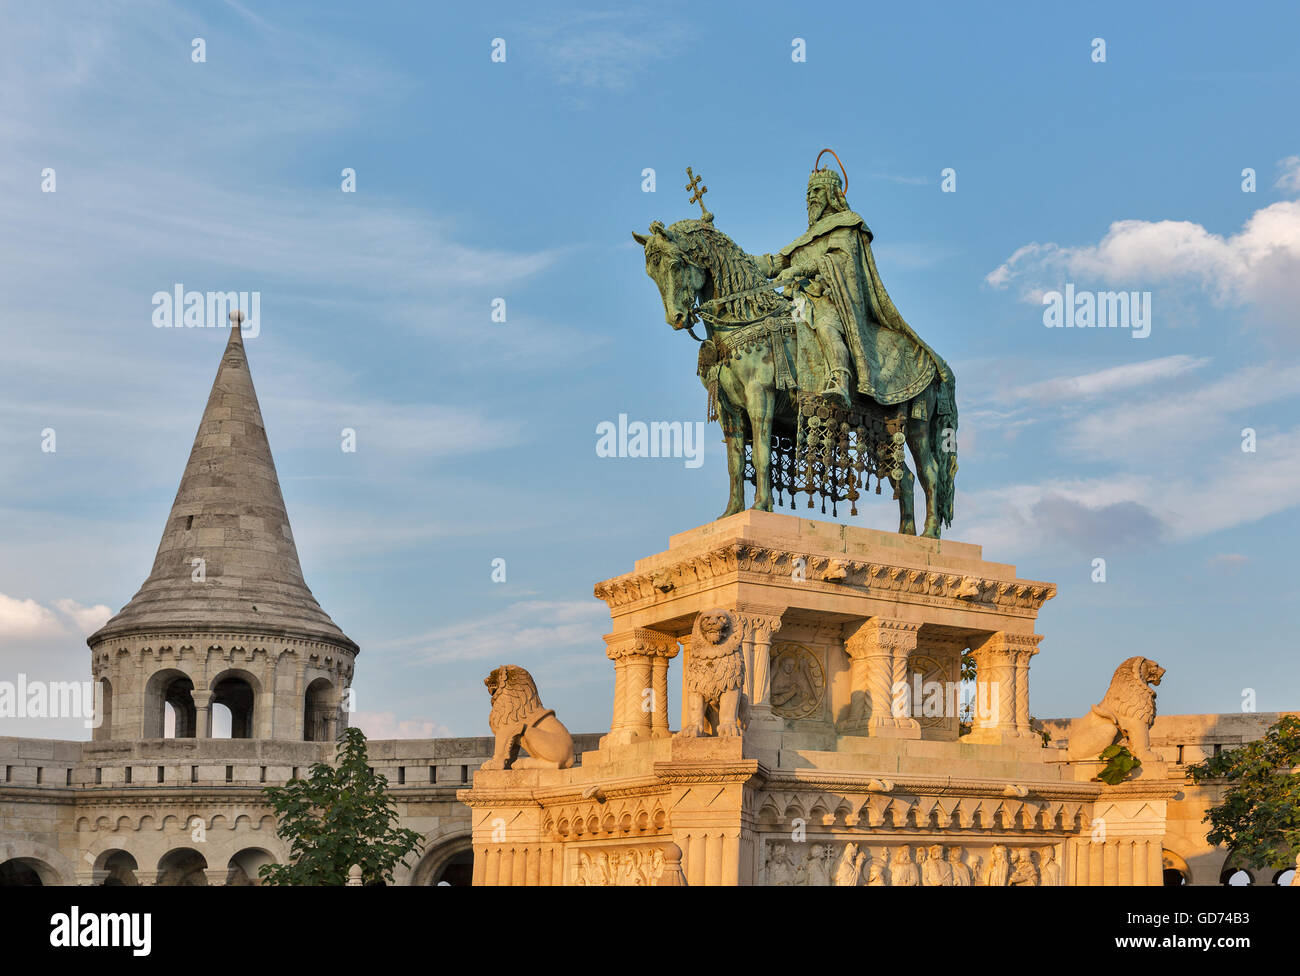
[808,199,836,225]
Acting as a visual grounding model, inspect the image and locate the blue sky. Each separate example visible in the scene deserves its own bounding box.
[2,0,1298,739]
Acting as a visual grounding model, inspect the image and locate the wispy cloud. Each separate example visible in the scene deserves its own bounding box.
[373,600,608,663]
[1006,355,1209,404]
[524,11,691,93]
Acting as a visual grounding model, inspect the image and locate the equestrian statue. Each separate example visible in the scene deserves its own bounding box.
[633,152,959,538]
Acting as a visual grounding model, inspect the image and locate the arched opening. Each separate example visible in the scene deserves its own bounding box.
[0,858,55,886]
[434,850,474,886]
[212,702,233,738]
[211,671,257,739]
[1162,849,1190,886]
[97,850,139,886]
[227,848,275,886]
[1273,868,1296,886]
[93,678,113,741]
[1221,868,1253,886]
[303,677,336,742]
[146,669,195,738]
[157,848,208,886]
[410,835,474,886]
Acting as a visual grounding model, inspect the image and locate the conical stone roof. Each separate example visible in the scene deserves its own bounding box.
[89,321,357,652]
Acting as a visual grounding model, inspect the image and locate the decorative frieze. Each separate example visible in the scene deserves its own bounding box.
[593,543,1055,616]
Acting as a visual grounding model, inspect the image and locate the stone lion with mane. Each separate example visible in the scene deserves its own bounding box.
[482,664,575,770]
[678,608,746,738]
[1065,656,1165,764]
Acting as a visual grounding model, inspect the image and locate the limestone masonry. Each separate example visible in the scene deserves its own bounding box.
[0,322,1290,885]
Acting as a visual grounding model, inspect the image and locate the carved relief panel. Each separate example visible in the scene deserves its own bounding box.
[761,838,1063,886]
[768,641,826,720]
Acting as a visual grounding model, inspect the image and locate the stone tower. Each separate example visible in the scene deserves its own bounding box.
[87,312,357,742]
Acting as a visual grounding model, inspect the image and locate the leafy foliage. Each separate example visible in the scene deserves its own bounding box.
[259,727,423,886]
[1186,714,1300,871]
[1096,743,1141,785]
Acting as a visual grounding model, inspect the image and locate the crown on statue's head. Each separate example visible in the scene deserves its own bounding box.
[809,148,848,196]
[808,168,841,191]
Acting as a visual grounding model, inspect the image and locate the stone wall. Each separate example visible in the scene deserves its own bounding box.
[0,732,599,885]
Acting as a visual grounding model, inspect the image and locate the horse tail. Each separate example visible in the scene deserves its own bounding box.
[930,369,958,529]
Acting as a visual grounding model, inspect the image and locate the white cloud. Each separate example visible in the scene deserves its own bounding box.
[1064,363,1300,461]
[351,711,453,740]
[959,422,1300,555]
[0,593,63,640]
[52,599,113,636]
[0,594,114,641]
[985,165,1300,320]
[1275,155,1300,194]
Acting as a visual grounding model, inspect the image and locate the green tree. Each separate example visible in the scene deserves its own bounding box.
[259,727,423,886]
[1186,714,1300,872]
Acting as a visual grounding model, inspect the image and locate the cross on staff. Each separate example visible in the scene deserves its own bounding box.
[685,167,713,221]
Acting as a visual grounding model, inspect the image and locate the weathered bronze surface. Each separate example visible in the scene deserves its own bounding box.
[634,153,959,538]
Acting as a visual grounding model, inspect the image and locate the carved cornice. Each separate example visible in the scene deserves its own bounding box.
[651,759,768,786]
[764,770,1101,802]
[593,543,1056,616]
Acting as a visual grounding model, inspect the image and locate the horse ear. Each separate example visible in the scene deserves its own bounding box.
[650,220,668,237]
[632,230,649,245]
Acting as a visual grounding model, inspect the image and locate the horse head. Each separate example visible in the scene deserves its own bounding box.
[633,220,706,330]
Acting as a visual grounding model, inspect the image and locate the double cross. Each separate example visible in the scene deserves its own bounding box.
[685,167,712,221]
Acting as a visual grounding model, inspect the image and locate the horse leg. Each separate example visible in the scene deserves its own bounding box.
[746,383,776,512]
[719,409,747,518]
[907,390,942,538]
[889,463,917,535]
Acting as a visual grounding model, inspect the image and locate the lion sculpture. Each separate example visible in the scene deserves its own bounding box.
[678,608,745,738]
[481,664,574,770]
[1065,656,1165,764]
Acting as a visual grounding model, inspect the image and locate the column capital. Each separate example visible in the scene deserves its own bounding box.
[191,689,214,707]
[732,603,785,642]
[203,867,229,887]
[842,617,921,660]
[603,628,679,661]
[970,631,1043,660]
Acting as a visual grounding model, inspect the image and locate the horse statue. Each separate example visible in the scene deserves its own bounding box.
[633,216,957,538]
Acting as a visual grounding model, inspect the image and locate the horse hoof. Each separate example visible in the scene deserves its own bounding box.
[900,521,917,536]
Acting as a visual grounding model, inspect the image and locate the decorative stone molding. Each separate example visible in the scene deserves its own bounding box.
[593,543,1056,617]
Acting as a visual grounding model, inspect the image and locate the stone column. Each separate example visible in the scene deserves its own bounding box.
[191,689,213,739]
[1012,634,1044,739]
[840,618,921,737]
[966,632,1042,745]
[604,628,678,743]
[734,604,784,726]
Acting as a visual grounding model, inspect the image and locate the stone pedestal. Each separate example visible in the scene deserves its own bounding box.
[461,512,1175,885]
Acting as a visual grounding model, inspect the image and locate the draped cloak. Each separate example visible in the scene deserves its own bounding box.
[778,210,954,406]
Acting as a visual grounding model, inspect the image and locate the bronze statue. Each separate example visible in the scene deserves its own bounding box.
[633,153,958,537]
